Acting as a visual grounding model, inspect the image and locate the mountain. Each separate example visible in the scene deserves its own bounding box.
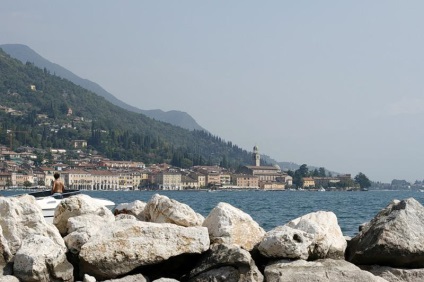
[0,48,251,168]
[0,44,205,131]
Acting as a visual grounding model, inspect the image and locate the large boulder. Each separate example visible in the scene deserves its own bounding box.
[360,265,424,282]
[264,259,388,282]
[114,200,146,221]
[258,225,314,259]
[202,202,265,251]
[0,196,65,254]
[64,213,115,254]
[186,243,263,282]
[346,198,424,267]
[54,194,115,236]
[259,211,346,260]
[144,194,204,227]
[13,235,73,282]
[0,225,13,276]
[79,219,210,280]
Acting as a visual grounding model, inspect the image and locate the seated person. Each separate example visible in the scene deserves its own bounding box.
[51,172,64,194]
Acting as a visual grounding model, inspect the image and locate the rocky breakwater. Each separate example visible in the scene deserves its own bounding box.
[2,194,424,281]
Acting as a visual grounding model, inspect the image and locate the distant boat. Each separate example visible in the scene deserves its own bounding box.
[318,187,326,192]
[361,188,369,191]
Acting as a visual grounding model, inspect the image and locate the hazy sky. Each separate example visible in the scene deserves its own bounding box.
[1,1,424,183]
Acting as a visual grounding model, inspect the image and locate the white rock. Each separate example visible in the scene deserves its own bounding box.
[202,202,265,251]
[79,219,210,280]
[286,211,346,259]
[259,211,346,260]
[114,200,146,221]
[258,225,314,259]
[0,276,20,282]
[0,196,65,255]
[53,194,114,235]
[13,235,73,282]
[144,194,204,227]
[64,213,114,254]
[83,274,97,282]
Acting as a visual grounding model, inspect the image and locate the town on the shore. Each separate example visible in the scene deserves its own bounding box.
[0,141,360,191]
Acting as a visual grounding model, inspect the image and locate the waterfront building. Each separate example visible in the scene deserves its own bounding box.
[0,172,13,189]
[231,174,259,188]
[155,171,182,190]
[90,170,120,190]
[302,177,316,188]
[62,170,93,190]
[260,181,285,190]
[181,175,198,189]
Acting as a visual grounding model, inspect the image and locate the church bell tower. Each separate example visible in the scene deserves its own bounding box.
[253,145,260,167]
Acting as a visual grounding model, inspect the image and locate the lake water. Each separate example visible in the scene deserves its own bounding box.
[3,189,422,237]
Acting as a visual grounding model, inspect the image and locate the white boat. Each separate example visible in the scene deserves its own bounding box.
[318,187,326,192]
[27,190,115,222]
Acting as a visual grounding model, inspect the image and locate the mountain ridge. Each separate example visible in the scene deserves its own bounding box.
[0,44,205,131]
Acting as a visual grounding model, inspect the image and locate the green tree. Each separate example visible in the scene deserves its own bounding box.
[354,172,371,189]
[23,180,32,188]
[293,164,309,188]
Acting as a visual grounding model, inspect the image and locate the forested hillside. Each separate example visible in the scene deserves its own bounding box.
[0,49,252,169]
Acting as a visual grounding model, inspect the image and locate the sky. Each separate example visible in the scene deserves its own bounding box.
[1,1,424,183]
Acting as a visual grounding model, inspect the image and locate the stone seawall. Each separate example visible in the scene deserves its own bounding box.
[1,193,424,281]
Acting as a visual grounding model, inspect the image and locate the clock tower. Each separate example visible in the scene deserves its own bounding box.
[253,145,260,167]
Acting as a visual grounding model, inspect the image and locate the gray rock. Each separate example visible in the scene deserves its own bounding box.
[360,265,424,282]
[79,219,210,280]
[265,259,388,282]
[153,279,180,282]
[202,203,265,251]
[144,194,204,227]
[187,243,263,282]
[346,198,424,267]
[188,266,240,282]
[13,235,73,282]
[115,214,137,221]
[103,274,149,282]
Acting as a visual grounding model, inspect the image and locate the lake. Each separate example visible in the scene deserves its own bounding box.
[2,189,421,237]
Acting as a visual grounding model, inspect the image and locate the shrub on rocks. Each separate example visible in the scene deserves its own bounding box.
[144,194,204,227]
[346,198,424,268]
[202,202,265,251]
